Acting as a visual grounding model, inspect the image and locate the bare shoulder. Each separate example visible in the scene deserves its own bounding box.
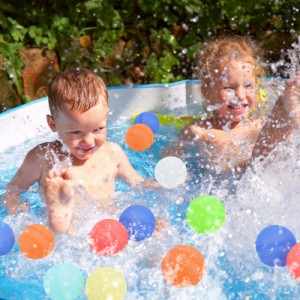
[248,115,267,131]
[103,141,127,160]
[104,141,124,153]
[25,142,51,162]
[25,140,67,167]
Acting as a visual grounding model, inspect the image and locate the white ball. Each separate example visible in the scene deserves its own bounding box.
[154,156,187,188]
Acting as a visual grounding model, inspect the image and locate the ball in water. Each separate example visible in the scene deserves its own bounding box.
[161,245,205,288]
[88,219,128,255]
[86,267,127,300]
[43,263,84,300]
[0,221,15,255]
[18,224,55,259]
[134,111,160,133]
[186,194,226,234]
[119,205,156,241]
[286,243,300,282]
[125,124,154,151]
[255,225,296,267]
[154,156,187,188]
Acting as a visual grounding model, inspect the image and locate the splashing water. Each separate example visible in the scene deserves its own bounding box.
[287,36,300,77]
[1,70,300,299]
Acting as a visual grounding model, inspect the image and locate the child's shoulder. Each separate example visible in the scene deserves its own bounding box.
[101,141,127,158]
[26,141,65,162]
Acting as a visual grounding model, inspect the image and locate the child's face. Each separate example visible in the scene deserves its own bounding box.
[48,100,108,162]
[205,60,257,124]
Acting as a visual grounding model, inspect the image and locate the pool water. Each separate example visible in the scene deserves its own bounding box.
[1,102,300,299]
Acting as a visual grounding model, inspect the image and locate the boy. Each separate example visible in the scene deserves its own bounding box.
[3,68,148,234]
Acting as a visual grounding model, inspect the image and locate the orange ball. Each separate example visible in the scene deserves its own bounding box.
[286,243,300,282]
[161,245,205,288]
[18,224,55,259]
[125,124,154,151]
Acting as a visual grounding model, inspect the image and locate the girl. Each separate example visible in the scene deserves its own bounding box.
[164,36,268,175]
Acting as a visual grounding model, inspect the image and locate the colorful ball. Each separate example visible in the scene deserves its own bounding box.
[88,219,128,255]
[86,267,127,300]
[119,205,155,241]
[255,225,296,267]
[18,224,55,259]
[287,243,300,282]
[134,112,160,133]
[43,263,85,300]
[0,221,15,255]
[125,124,154,151]
[186,195,226,234]
[154,156,187,188]
[161,245,205,288]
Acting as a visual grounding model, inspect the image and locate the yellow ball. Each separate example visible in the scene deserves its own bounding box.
[85,267,127,300]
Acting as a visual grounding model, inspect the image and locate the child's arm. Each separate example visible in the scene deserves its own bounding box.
[252,76,300,159]
[3,146,44,214]
[114,144,161,189]
[161,124,199,158]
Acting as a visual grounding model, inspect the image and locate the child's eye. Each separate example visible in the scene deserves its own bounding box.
[245,81,253,88]
[70,131,82,135]
[223,87,233,92]
[94,127,105,133]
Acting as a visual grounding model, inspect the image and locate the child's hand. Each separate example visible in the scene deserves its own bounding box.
[154,219,166,238]
[3,191,28,215]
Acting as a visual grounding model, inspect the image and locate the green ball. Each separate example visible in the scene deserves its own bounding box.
[186,195,226,234]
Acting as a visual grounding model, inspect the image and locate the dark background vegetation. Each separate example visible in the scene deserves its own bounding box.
[0,0,299,112]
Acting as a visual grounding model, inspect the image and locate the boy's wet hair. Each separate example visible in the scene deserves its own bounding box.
[197,35,265,83]
[48,67,108,117]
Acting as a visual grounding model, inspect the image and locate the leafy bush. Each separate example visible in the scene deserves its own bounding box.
[0,0,299,108]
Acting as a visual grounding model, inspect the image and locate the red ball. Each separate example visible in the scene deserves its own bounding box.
[88,219,128,256]
[286,243,300,282]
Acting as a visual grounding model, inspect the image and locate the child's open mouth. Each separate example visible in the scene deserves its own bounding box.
[228,103,248,114]
[77,146,95,155]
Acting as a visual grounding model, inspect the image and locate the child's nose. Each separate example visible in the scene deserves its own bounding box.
[82,132,94,145]
[236,87,246,100]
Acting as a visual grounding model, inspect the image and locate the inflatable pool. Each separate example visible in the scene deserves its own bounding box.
[1,79,300,299]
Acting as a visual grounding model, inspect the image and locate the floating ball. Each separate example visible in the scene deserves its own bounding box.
[0,221,15,255]
[119,205,155,241]
[154,156,187,188]
[161,245,205,288]
[18,224,55,259]
[255,225,296,267]
[86,267,127,300]
[134,112,160,133]
[186,195,226,234]
[287,243,300,282]
[88,219,128,255]
[125,124,154,151]
[43,263,84,300]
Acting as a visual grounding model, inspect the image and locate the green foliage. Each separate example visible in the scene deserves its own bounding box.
[0,0,300,107]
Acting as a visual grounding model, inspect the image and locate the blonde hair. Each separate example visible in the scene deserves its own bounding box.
[48,67,108,117]
[197,36,265,84]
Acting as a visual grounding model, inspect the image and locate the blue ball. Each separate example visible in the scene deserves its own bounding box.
[134,112,160,134]
[0,221,15,255]
[119,205,156,241]
[255,225,297,267]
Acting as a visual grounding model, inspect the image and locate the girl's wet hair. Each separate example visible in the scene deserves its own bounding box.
[197,35,265,83]
[48,67,108,117]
